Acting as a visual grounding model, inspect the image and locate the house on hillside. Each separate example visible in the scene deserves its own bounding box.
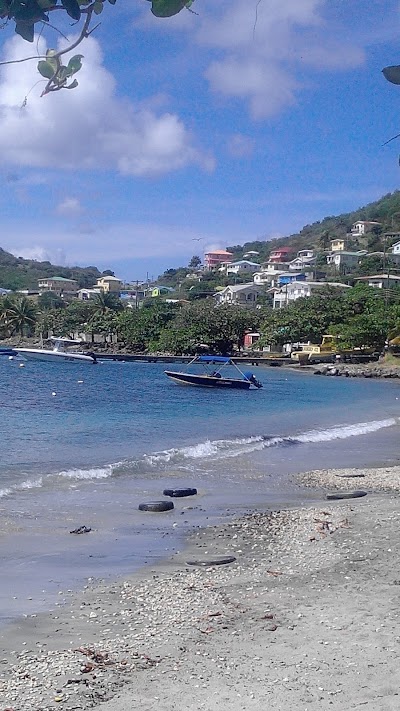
[204,250,233,270]
[149,286,175,298]
[268,247,293,263]
[243,251,260,259]
[390,239,400,255]
[38,276,78,299]
[96,275,123,293]
[351,220,382,236]
[273,281,351,309]
[354,274,400,289]
[326,250,367,271]
[225,260,260,275]
[330,238,348,252]
[214,283,262,309]
[78,288,102,301]
[277,272,307,286]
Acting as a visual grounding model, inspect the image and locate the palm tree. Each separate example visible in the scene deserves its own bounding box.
[0,296,37,337]
[91,291,123,315]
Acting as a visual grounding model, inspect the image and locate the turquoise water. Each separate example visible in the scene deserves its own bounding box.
[0,357,399,620]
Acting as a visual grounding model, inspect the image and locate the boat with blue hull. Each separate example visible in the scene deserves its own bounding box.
[165,355,263,390]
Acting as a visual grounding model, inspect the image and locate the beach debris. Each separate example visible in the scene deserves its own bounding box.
[186,555,236,567]
[163,487,198,498]
[70,525,92,534]
[52,391,57,396]
[326,490,368,500]
[138,500,174,512]
[19,363,25,368]
[266,569,283,576]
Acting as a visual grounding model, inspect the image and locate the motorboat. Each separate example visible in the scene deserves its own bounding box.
[14,337,97,364]
[165,355,263,389]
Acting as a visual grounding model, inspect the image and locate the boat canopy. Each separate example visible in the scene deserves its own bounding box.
[196,355,231,363]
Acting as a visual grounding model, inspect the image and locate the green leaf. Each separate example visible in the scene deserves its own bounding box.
[67,54,83,75]
[0,0,9,16]
[93,0,103,14]
[61,0,81,20]
[37,59,56,78]
[382,66,400,85]
[15,21,34,42]
[65,79,79,89]
[151,0,188,18]
[108,0,117,4]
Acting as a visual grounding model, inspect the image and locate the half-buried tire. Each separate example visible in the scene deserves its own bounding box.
[138,500,174,512]
[163,487,197,498]
[326,490,368,500]
[186,555,236,567]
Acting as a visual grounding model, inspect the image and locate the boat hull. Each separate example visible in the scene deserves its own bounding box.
[15,349,96,363]
[164,371,252,389]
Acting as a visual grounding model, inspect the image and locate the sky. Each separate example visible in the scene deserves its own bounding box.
[1,0,400,282]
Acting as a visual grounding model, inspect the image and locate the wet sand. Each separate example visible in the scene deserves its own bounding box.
[1,466,400,710]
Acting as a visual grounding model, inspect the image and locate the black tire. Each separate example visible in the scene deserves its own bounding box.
[138,500,174,512]
[163,487,197,498]
[326,490,368,500]
[186,555,236,567]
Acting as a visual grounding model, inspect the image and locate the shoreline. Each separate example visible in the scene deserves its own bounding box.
[2,465,400,710]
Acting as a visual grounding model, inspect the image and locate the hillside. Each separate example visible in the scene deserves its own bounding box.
[226,190,400,261]
[0,248,113,290]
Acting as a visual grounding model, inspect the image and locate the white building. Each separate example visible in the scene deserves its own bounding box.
[351,220,381,236]
[78,288,102,301]
[326,251,367,271]
[273,281,351,309]
[354,274,400,289]
[214,283,263,309]
[390,239,400,255]
[225,260,260,275]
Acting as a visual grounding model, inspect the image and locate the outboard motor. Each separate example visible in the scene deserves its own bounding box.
[244,371,263,389]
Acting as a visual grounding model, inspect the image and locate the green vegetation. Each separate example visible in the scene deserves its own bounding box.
[1,282,399,354]
[0,247,110,291]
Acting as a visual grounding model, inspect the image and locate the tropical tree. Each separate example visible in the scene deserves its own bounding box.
[91,291,123,315]
[0,295,37,337]
[188,255,202,269]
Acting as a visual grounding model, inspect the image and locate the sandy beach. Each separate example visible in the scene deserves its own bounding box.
[1,466,400,711]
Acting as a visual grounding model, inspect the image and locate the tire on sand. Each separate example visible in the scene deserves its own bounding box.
[186,555,236,567]
[326,490,368,501]
[138,500,174,512]
[163,487,197,498]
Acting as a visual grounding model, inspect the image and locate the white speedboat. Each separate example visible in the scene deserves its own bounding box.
[15,337,97,364]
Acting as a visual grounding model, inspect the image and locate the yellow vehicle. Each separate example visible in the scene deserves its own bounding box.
[291,335,336,362]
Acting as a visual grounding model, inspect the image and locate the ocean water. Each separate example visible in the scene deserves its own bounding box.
[0,356,399,622]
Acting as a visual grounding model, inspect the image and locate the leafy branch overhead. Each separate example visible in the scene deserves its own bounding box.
[0,0,195,95]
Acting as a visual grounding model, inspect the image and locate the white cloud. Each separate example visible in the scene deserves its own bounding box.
[13,245,66,264]
[196,0,365,118]
[0,36,212,176]
[56,197,84,217]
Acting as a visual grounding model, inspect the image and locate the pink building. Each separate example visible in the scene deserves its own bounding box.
[204,250,233,270]
[268,247,293,263]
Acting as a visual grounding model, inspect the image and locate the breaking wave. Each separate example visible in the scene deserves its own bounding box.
[1,417,397,499]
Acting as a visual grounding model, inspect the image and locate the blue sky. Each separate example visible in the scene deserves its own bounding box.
[1,0,400,281]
